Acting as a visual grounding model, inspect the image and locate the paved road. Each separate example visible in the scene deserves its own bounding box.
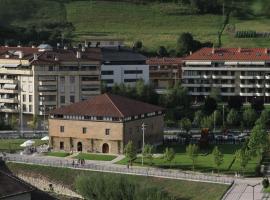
[3,153,269,200]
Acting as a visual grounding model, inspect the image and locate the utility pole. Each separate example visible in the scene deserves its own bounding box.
[222,104,225,127]
[141,122,147,166]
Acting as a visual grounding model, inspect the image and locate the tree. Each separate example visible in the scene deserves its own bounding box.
[248,124,268,159]
[242,108,257,128]
[203,97,217,115]
[256,109,270,128]
[228,96,243,110]
[157,46,168,57]
[124,141,137,166]
[29,115,38,134]
[210,87,221,102]
[142,144,154,165]
[186,144,199,171]
[212,146,224,173]
[235,148,250,175]
[226,109,240,127]
[134,40,142,50]
[176,32,194,56]
[163,147,175,168]
[251,97,264,112]
[200,115,214,130]
[193,110,203,127]
[179,118,192,134]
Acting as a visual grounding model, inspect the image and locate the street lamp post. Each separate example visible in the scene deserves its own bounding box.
[141,122,147,166]
[247,183,260,200]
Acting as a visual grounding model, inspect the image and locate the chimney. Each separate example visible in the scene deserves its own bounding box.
[76,51,81,59]
[33,53,38,61]
[18,51,24,59]
[238,47,241,53]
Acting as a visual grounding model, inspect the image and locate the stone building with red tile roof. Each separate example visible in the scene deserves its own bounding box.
[182,47,270,103]
[146,57,182,94]
[49,93,164,154]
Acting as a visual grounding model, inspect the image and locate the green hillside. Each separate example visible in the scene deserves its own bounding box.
[2,0,270,51]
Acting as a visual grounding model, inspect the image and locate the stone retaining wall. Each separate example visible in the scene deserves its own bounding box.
[15,173,82,199]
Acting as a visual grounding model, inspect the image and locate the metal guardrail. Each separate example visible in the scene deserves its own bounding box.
[3,154,233,185]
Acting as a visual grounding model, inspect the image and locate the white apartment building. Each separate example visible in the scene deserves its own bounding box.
[182,47,270,103]
[101,47,149,88]
[0,45,101,128]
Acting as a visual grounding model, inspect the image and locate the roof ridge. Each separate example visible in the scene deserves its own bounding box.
[104,93,124,117]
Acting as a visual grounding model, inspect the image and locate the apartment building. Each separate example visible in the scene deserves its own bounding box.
[182,47,270,103]
[49,93,164,154]
[0,45,102,127]
[101,47,149,89]
[146,57,182,94]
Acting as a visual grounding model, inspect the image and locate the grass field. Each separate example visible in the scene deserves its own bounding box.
[45,152,70,157]
[74,153,117,161]
[65,1,270,50]
[118,144,260,176]
[5,0,270,50]
[6,162,228,200]
[0,139,47,152]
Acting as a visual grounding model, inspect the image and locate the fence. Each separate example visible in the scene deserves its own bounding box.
[0,130,48,139]
[3,154,234,185]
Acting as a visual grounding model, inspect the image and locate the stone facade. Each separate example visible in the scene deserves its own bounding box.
[49,115,163,154]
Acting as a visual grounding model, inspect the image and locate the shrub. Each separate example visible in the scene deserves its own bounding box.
[262,178,269,189]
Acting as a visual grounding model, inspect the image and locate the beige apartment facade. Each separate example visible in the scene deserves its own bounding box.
[49,93,164,154]
[0,45,102,128]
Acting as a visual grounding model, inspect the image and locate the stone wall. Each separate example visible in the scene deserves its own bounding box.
[15,173,82,199]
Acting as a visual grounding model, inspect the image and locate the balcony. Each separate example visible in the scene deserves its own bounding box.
[255,84,264,88]
[266,84,270,88]
[81,80,100,85]
[0,89,18,94]
[38,86,57,92]
[240,84,254,88]
[202,75,211,79]
[39,101,57,106]
[240,75,254,79]
[189,92,210,95]
[266,75,270,80]
[0,79,18,84]
[255,75,264,79]
[38,81,56,86]
[221,92,235,96]
[240,92,254,96]
[0,98,18,103]
[0,107,19,113]
[182,75,200,79]
[255,92,264,96]
[221,76,235,79]
[265,92,270,96]
[212,75,220,79]
[221,84,235,88]
[182,83,201,87]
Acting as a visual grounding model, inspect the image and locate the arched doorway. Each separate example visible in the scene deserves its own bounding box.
[102,143,109,153]
[77,142,82,152]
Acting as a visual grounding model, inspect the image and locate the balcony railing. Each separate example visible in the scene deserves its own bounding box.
[0,98,18,103]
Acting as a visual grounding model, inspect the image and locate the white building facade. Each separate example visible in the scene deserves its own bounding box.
[182,47,270,103]
[101,48,149,88]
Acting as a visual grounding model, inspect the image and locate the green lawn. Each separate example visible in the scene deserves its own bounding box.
[118,144,260,176]
[65,1,270,51]
[5,0,270,51]
[45,152,70,157]
[6,162,229,200]
[74,153,116,161]
[0,139,47,153]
